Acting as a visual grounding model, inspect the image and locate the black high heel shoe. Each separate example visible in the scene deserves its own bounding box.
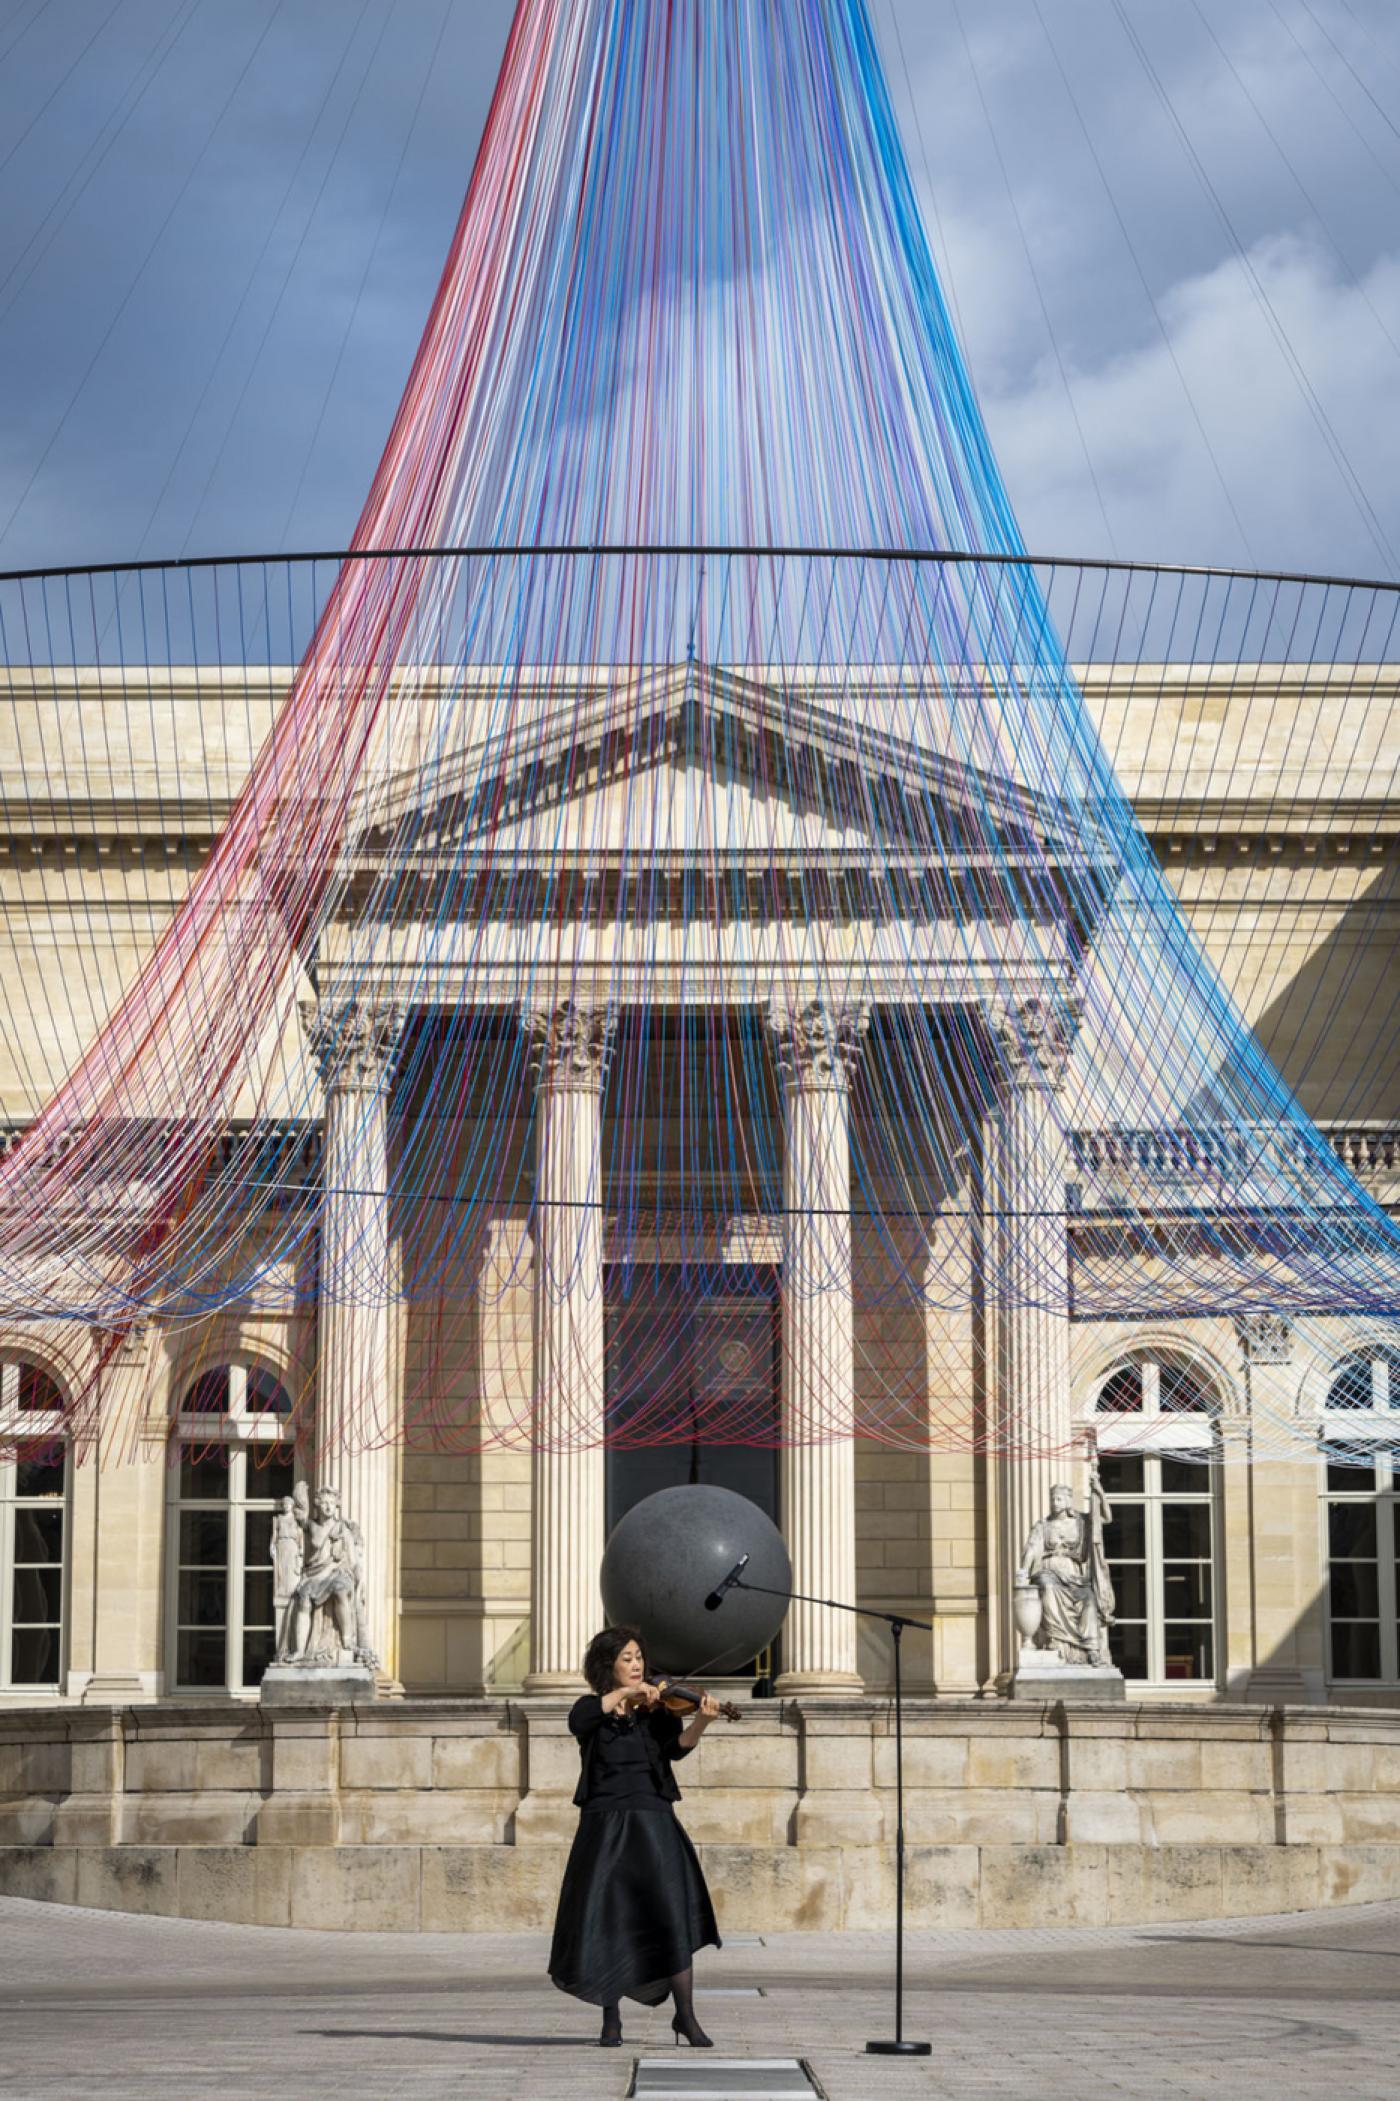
[672,2016,714,2048]
[599,2009,623,2048]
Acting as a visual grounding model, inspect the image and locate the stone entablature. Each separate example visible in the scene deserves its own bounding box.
[1,1697,1398,1931]
[2,1117,1396,1200]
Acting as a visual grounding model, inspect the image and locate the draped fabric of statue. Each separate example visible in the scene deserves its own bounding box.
[1020,1484,1116,1668]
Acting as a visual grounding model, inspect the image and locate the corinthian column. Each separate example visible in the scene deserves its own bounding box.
[770,998,868,1693]
[986,994,1078,1681]
[523,1000,616,1692]
[302,998,403,1684]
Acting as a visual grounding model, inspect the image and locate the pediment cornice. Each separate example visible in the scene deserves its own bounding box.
[350,658,1108,870]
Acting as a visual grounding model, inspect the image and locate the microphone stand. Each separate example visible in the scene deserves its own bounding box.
[721,1574,932,2059]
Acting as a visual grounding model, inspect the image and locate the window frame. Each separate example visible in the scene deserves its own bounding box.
[1318,1349,1400,1689]
[164,1360,299,1698]
[0,1359,69,1696]
[1088,1356,1222,1692]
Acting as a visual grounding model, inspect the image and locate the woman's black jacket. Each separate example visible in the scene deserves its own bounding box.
[568,1693,694,1808]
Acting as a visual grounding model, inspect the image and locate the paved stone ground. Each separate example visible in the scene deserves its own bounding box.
[0,1893,1398,2099]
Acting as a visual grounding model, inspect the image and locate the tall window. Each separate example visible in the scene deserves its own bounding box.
[1321,1348,1400,1685]
[168,1363,296,1693]
[1092,1358,1218,1685]
[0,1363,68,1691]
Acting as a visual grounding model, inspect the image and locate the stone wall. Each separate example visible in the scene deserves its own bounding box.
[2,1697,1398,1930]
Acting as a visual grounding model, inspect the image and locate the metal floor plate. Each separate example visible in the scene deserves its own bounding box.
[630,2059,817,2101]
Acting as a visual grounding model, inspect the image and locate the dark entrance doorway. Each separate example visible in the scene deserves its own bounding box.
[604,1264,780,1535]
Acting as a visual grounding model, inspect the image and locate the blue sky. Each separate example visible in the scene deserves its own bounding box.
[1,0,1398,576]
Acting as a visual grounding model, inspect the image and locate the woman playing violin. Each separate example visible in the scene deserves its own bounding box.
[548,1625,722,2049]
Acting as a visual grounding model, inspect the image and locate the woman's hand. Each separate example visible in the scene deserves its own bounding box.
[602,1680,660,1716]
[677,1692,719,1749]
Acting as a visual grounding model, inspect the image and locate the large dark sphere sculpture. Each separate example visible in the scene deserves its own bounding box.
[599,1484,791,1676]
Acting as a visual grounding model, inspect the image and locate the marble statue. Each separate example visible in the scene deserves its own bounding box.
[275,1481,379,1670]
[270,1495,303,1623]
[1016,1466,1116,1668]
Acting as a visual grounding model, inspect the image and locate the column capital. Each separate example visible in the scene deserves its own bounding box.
[524,1000,617,1093]
[300,998,403,1096]
[1235,1311,1293,1366]
[987,993,1081,1093]
[768,997,869,1092]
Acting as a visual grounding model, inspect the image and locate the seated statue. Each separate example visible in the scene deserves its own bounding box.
[275,1482,379,1670]
[1017,1469,1116,1668]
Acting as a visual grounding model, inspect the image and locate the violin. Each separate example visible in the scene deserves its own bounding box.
[621,1677,744,1723]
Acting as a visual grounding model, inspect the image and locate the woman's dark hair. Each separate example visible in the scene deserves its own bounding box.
[583,1624,646,1697]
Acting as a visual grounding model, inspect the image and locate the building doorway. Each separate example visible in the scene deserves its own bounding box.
[605,1263,780,1683]
[604,1264,779,1530]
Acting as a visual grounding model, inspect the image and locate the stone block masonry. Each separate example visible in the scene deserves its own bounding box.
[1,1696,1399,1930]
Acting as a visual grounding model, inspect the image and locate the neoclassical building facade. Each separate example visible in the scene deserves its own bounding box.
[0,658,1397,1723]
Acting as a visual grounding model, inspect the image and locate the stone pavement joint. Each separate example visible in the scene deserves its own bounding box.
[0,1895,1398,2099]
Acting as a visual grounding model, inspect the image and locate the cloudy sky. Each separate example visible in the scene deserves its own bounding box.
[0,0,1397,577]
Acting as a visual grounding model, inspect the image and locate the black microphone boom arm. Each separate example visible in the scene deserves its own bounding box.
[721,1572,931,1636]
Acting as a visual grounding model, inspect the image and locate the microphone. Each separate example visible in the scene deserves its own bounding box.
[704,1553,750,1611]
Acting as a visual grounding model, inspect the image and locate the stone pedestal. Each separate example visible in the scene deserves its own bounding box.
[259,1663,376,1707]
[1010,1661,1125,1703]
[303,999,404,1692]
[522,1003,615,1693]
[769,1000,867,1694]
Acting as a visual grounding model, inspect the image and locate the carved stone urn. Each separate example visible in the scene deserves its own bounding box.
[1012,1574,1043,1661]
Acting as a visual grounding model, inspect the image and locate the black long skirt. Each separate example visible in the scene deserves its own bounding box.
[548,1804,720,2007]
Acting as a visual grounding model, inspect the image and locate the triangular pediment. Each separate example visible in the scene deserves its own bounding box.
[352,660,1099,871]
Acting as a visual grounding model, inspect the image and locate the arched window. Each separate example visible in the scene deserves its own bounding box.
[1325,1349,1400,1415]
[0,1361,68,1690]
[1090,1355,1219,1686]
[167,1362,297,1694]
[1319,1345,1400,1684]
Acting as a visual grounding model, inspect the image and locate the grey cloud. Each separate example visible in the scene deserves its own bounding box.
[1,0,1397,576]
[987,229,1400,571]
[882,0,1400,567]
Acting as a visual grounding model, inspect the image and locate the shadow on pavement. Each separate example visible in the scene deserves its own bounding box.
[1140,1937,1400,1960]
[305,2028,594,2047]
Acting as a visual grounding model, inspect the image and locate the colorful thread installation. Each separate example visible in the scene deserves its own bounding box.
[0,1,1396,1463]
